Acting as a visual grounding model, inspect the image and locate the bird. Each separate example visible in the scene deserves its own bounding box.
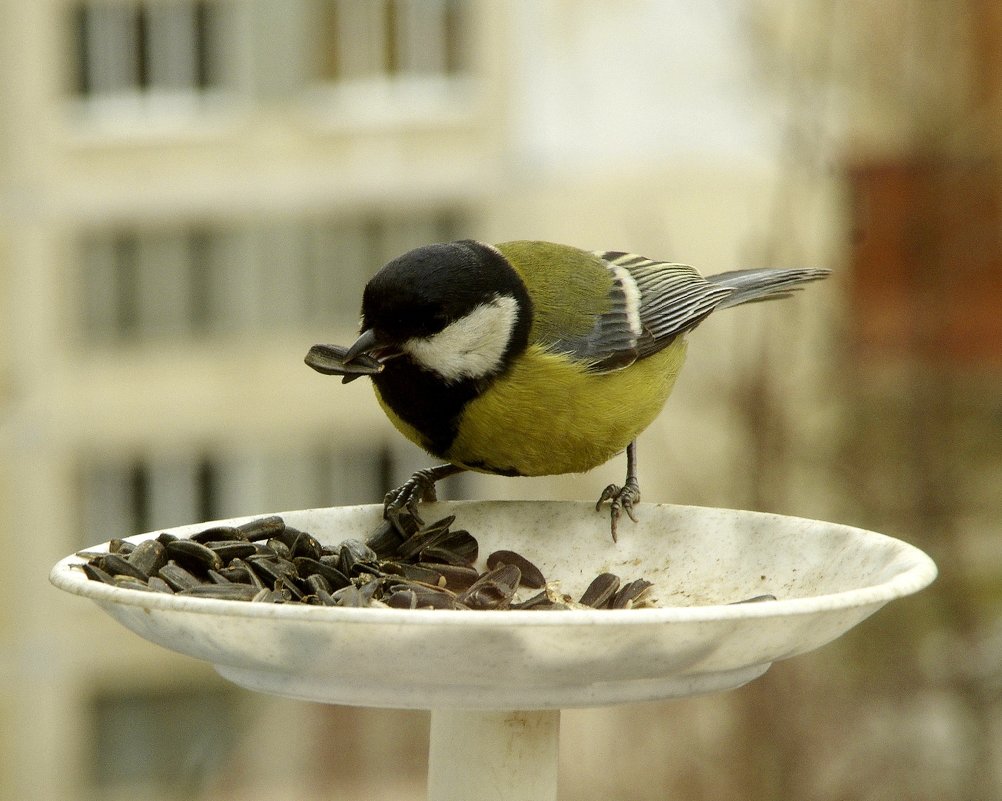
[306,240,829,540]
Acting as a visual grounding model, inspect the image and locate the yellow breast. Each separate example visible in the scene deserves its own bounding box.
[445,338,687,476]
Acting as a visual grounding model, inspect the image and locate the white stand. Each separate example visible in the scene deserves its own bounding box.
[428,709,560,801]
[50,501,937,801]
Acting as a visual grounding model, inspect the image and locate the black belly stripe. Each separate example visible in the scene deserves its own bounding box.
[372,361,480,459]
[374,362,527,476]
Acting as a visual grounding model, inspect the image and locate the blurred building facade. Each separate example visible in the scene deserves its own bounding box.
[2,2,504,799]
[6,2,998,801]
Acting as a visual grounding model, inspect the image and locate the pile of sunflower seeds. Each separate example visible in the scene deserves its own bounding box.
[76,512,655,611]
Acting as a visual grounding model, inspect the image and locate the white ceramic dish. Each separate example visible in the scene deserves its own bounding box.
[50,501,936,710]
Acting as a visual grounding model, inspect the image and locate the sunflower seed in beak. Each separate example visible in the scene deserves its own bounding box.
[304,343,384,382]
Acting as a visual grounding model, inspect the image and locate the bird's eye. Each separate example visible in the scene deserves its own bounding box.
[403,308,448,338]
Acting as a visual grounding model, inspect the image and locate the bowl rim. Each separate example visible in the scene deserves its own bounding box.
[50,500,938,627]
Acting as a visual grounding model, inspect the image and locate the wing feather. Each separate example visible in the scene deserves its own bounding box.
[541,250,825,375]
[543,251,734,372]
[546,263,643,371]
[593,251,734,362]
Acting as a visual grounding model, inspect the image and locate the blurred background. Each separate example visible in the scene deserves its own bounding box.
[1,0,1000,799]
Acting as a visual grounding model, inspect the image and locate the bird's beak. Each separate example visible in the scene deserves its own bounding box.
[340,328,404,383]
[344,328,383,362]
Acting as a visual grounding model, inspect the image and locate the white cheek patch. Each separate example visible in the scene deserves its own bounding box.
[404,295,519,382]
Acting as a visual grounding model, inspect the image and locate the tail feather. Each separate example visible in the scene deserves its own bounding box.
[707,268,831,308]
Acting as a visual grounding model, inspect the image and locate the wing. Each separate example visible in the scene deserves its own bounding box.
[547,251,734,372]
[602,252,737,356]
[543,256,645,371]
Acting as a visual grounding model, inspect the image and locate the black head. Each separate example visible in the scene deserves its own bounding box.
[361,241,526,338]
[352,240,532,383]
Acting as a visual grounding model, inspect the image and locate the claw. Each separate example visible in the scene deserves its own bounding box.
[596,441,641,542]
[382,464,465,533]
[384,472,437,528]
[596,479,641,542]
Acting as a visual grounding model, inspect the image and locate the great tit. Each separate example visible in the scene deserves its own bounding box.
[306,240,829,539]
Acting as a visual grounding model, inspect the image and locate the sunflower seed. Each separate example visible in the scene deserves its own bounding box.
[127,539,167,577]
[330,584,367,608]
[294,557,352,590]
[103,552,152,582]
[365,519,406,558]
[510,590,555,610]
[385,585,467,610]
[611,579,653,609]
[82,563,116,584]
[166,540,224,572]
[580,572,621,608]
[158,561,202,592]
[207,569,232,585]
[246,555,298,586]
[457,564,521,610]
[208,541,258,562]
[423,563,480,592]
[147,576,175,594]
[338,539,379,576]
[315,587,337,606]
[486,550,546,589]
[108,539,134,555]
[265,538,292,560]
[223,559,264,588]
[178,584,261,601]
[421,529,479,566]
[237,515,286,542]
[77,510,656,612]
[304,343,384,378]
[304,573,332,595]
[273,527,323,561]
[189,525,246,544]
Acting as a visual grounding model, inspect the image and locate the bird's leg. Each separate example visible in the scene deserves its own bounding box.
[384,463,465,530]
[596,441,641,542]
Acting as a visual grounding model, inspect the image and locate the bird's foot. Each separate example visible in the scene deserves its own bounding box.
[595,477,641,542]
[383,464,463,533]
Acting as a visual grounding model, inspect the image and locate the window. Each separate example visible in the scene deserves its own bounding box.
[77,445,390,545]
[73,1,225,99]
[79,454,217,544]
[76,211,465,343]
[78,226,215,341]
[317,0,469,83]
